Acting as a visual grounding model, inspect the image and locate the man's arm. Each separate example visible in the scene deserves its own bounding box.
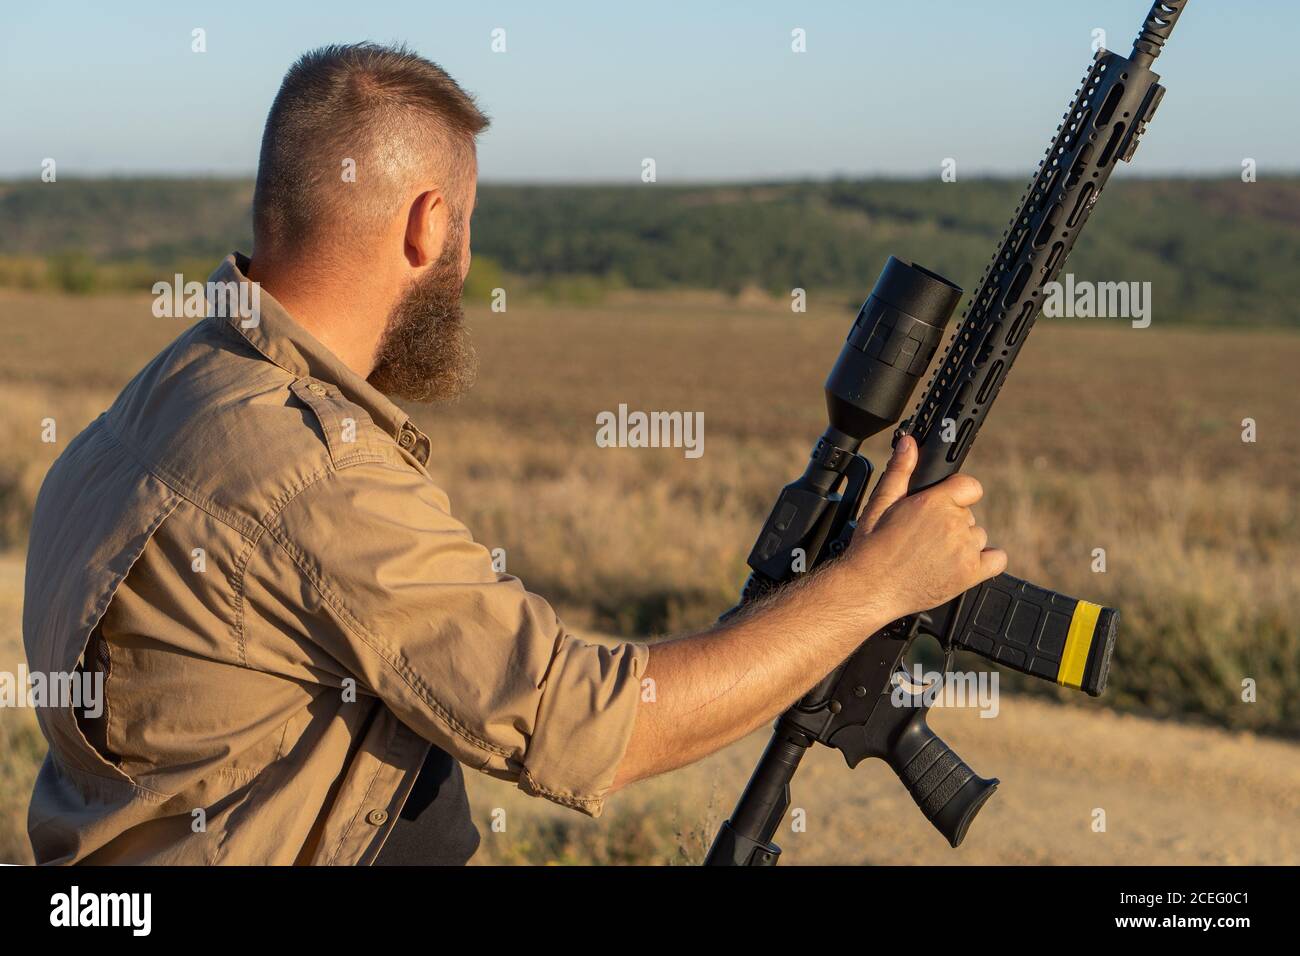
[613,435,1006,788]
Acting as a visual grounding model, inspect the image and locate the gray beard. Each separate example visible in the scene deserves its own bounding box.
[368,252,477,403]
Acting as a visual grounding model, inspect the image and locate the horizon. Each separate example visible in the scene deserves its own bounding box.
[4,170,1297,187]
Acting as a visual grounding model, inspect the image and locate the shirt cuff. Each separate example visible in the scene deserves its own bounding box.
[518,634,649,816]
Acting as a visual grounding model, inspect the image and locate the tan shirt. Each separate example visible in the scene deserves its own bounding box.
[23,253,648,865]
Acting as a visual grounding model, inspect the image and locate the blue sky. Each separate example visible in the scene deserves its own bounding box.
[2,0,1294,181]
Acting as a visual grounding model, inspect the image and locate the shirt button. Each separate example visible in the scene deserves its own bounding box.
[307,383,328,396]
[366,809,389,826]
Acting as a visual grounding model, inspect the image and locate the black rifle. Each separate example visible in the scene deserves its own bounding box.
[706,0,1188,865]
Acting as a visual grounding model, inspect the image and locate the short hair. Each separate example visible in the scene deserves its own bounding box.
[253,43,489,254]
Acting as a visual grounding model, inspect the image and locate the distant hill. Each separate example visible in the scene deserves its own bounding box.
[2,176,1297,326]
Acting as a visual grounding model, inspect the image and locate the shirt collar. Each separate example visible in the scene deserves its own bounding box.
[207,253,421,447]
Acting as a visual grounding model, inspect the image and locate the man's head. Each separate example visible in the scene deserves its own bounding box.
[252,43,489,401]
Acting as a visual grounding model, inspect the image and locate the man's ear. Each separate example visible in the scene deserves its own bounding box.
[404,189,449,267]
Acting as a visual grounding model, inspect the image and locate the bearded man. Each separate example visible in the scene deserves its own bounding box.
[23,43,1004,864]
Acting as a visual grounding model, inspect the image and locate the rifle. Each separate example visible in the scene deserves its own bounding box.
[706,0,1188,865]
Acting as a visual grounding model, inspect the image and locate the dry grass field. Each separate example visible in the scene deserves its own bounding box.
[1,286,1297,865]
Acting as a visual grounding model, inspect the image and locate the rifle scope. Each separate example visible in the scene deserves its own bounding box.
[824,257,963,444]
[741,257,962,593]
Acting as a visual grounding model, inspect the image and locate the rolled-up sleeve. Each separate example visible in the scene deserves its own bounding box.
[263,456,648,816]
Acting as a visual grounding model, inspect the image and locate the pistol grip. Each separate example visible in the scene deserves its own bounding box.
[887,707,998,848]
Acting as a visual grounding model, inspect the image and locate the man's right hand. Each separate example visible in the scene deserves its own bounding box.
[612,434,1009,791]
[840,434,1007,620]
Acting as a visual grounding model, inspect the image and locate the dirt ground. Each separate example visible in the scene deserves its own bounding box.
[466,674,1300,866]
